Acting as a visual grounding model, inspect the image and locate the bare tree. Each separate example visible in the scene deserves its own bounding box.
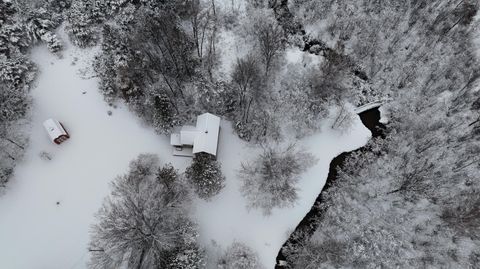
[239,144,316,215]
[251,10,285,76]
[330,103,354,133]
[232,55,262,124]
[89,154,203,269]
[185,0,218,78]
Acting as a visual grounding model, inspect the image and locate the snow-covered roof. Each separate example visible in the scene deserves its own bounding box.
[180,125,200,145]
[43,119,67,142]
[354,101,383,114]
[169,113,221,156]
[192,113,220,156]
[170,133,182,146]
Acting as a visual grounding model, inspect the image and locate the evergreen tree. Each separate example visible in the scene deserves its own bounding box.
[153,93,175,134]
[65,1,98,47]
[185,152,225,200]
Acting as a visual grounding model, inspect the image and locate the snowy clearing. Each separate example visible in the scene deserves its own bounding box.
[0,41,189,268]
[0,33,370,269]
[195,114,370,268]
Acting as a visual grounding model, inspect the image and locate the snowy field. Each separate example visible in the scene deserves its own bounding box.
[0,33,370,269]
[0,40,189,268]
[195,118,370,268]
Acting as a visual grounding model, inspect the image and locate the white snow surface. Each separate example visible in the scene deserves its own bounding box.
[0,42,190,268]
[0,35,371,269]
[195,115,370,268]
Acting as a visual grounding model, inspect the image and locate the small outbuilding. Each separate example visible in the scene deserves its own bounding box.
[170,113,220,157]
[43,119,70,145]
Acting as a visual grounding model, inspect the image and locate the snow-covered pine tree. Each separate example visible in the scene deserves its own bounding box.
[185,152,225,200]
[40,31,62,53]
[0,0,16,25]
[0,55,36,90]
[0,23,31,57]
[152,93,175,134]
[65,1,98,47]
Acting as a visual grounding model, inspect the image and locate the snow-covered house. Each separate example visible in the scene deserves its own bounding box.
[170,113,220,157]
[43,119,70,144]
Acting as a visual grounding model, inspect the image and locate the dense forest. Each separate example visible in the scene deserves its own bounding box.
[1,0,480,268]
[280,0,480,268]
[0,0,65,188]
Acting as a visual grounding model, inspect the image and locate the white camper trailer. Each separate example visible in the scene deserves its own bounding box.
[43,119,70,145]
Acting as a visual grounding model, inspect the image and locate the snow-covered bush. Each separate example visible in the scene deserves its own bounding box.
[239,144,316,215]
[168,247,206,269]
[217,242,262,269]
[167,221,206,269]
[39,151,52,161]
[185,152,225,200]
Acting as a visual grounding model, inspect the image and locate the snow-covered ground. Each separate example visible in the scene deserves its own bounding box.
[0,31,370,269]
[0,39,190,268]
[195,115,370,268]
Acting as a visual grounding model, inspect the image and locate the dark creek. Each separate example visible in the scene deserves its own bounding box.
[275,107,386,268]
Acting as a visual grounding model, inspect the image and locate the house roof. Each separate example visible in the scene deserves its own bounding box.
[169,113,221,156]
[180,125,199,145]
[170,133,182,146]
[43,119,66,142]
[192,113,220,156]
